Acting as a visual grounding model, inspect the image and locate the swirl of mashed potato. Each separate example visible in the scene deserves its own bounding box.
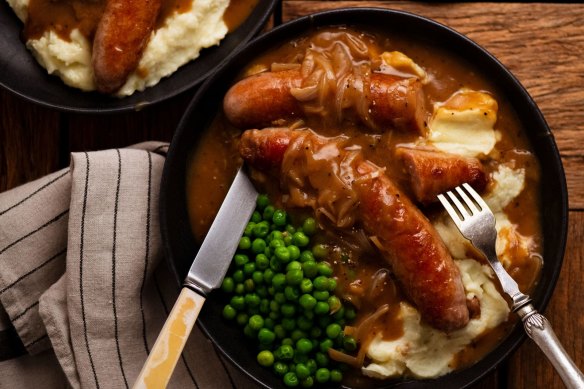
[6,0,229,96]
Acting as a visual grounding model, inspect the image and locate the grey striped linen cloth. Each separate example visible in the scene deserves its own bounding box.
[0,142,259,389]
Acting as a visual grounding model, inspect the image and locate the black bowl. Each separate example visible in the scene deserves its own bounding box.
[0,0,277,113]
[160,7,568,389]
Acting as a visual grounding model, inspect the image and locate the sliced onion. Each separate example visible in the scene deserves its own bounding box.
[270,62,301,72]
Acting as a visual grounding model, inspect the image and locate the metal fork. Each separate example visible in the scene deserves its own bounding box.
[438,183,584,389]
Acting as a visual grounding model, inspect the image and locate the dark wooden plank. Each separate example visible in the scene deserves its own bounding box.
[283,1,584,209]
[0,89,61,191]
[508,211,584,388]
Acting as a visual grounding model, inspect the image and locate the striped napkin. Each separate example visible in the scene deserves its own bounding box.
[0,143,258,388]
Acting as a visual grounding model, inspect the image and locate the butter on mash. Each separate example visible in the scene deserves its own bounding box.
[6,0,230,96]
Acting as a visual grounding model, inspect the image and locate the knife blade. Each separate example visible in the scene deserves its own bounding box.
[133,167,258,389]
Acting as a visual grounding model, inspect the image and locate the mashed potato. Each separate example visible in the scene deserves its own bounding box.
[6,0,229,96]
[362,89,532,379]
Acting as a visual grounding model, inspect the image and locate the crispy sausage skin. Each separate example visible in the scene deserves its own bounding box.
[225,70,426,134]
[240,128,469,331]
[92,0,161,93]
[397,147,488,204]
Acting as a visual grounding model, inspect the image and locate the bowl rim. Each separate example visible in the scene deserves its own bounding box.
[161,6,569,388]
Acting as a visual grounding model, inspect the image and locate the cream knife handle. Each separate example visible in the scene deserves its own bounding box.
[517,304,584,389]
[133,287,205,389]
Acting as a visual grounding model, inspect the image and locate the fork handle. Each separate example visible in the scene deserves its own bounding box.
[516,304,584,388]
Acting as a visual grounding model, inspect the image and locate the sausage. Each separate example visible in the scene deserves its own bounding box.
[92,0,161,93]
[240,128,469,331]
[225,70,426,134]
[397,147,488,204]
[355,161,469,332]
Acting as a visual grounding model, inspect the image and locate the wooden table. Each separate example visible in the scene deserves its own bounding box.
[1,1,583,388]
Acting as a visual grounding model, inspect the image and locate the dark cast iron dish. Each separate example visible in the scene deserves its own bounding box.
[0,0,277,113]
[160,7,568,388]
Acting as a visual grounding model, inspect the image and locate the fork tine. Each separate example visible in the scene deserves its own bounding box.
[446,190,471,220]
[462,183,490,211]
[437,193,464,228]
[455,186,480,214]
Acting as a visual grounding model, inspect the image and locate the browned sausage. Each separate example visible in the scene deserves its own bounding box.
[225,70,426,134]
[92,0,161,93]
[240,128,469,331]
[397,147,488,204]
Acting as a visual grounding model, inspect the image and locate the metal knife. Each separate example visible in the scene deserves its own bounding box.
[133,167,258,389]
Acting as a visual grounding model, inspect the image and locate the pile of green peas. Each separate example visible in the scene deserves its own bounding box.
[221,194,358,387]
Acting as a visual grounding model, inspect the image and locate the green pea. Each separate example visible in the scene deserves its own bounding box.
[300,250,315,263]
[269,311,280,320]
[251,211,262,223]
[300,376,314,388]
[244,279,254,292]
[283,372,299,387]
[230,295,245,310]
[312,244,328,259]
[299,278,313,294]
[320,338,334,353]
[345,307,356,320]
[253,221,270,238]
[252,271,264,285]
[270,256,282,272]
[313,290,329,301]
[269,230,284,242]
[255,254,269,271]
[343,335,357,351]
[291,329,307,342]
[239,237,251,250]
[281,337,294,346]
[248,314,264,330]
[295,363,310,379]
[287,245,301,261]
[330,369,342,383]
[222,304,236,320]
[313,276,329,291]
[314,302,329,315]
[270,238,285,250]
[309,327,322,339]
[243,262,256,275]
[317,262,333,277]
[259,298,270,314]
[274,324,286,339]
[262,205,274,220]
[252,238,267,254]
[263,268,274,284]
[244,222,255,237]
[315,368,330,383]
[234,254,249,266]
[315,352,329,367]
[257,350,274,367]
[299,294,317,310]
[273,361,289,376]
[243,324,257,338]
[258,328,276,345]
[302,218,317,236]
[236,312,248,326]
[328,297,341,314]
[275,344,294,361]
[256,194,270,210]
[234,283,245,295]
[325,323,342,339]
[274,292,286,304]
[245,293,260,307]
[272,273,286,290]
[221,277,234,293]
[284,286,300,301]
[292,232,310,247]
[272,209,287,226]
[233,269,244,283]
[286,261,302,271]
[296,338,313,354]
[285,225,296,234]
[302,261,318,279]
[286,269,303,286]
[275,246,291,263]
[283,235,293,246]
[281,303,296,317]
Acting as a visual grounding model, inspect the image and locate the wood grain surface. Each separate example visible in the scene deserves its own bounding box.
[1,2,583,388]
